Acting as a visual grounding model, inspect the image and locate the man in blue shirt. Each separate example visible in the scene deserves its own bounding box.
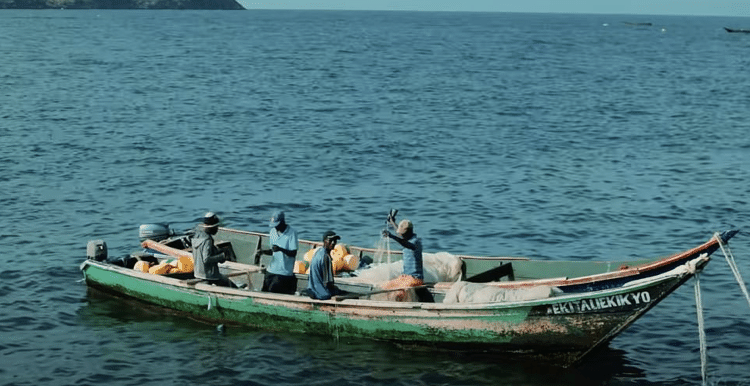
[305,230,343,300]
[381,215,430,301]
[383,217,424,281]
[257,210,299,294]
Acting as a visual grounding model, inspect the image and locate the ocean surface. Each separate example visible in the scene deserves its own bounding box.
[2,9,750,386]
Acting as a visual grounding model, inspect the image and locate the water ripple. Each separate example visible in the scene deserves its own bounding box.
[3,9,750,386]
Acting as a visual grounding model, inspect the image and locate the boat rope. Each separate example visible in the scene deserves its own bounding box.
[691,231,749,385]
[694,273,708,386]
[715,232,750,310]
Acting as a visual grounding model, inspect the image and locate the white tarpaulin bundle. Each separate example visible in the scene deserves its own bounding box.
[443,281,554,304]
[351,252,463,285]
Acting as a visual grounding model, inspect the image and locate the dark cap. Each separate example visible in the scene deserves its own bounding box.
[269,210,285,228]
[322,230,340,242]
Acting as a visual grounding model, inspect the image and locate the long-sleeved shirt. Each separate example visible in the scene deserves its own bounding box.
[401,234,424,280]
[191,227,226,280]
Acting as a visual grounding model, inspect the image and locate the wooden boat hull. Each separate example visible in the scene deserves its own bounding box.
[80,254,707,366]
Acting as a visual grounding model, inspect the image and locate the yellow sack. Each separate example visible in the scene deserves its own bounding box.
[331,244,349,260]
[134,260,151,273]
[332,255,346,274]
[294,260,309,274]
[176,255,194,273]
[149,262,172,275]
[304,247,320,262]
[344,254,360,271]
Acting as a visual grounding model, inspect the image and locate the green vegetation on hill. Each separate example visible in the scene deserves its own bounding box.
[0,0,244,9]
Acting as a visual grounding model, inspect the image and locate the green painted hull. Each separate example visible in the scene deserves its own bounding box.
[80,256,702,366]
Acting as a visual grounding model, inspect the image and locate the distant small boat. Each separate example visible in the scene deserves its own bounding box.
[724,27,750,33]
[623,22,653,27]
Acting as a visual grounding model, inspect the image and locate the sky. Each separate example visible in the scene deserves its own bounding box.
[236,0,750,17]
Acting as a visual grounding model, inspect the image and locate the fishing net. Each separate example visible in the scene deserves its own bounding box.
[372,236,393,266]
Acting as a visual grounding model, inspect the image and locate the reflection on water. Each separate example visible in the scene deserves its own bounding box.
[80,287,650,386]
[4,9,750,386]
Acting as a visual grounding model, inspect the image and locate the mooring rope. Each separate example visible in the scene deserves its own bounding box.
[694,273,708,386]
[692,231,749,385]
[715,232,750,309]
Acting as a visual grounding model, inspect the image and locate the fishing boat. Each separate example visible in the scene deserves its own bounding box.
[80,225,738,367]
[724,27,750,33]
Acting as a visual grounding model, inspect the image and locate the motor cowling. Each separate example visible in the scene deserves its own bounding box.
[87,240,107,261]
[139,223,171,242]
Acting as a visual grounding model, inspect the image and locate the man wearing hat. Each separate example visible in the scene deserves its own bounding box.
[381,214,426,301]
[304,230,344,300]
[256,210,299,294]
[192,212,233,287]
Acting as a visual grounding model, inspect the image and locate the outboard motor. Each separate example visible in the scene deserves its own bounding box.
[87,240,107,261]
[139,223,172,242]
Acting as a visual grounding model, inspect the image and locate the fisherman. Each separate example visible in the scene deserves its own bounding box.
[192,212,234,287]
[381,213,431,301]
[304,230,344,300]
[256,210,299,294]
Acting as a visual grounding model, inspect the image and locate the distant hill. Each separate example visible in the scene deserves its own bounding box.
[0,0,245,9]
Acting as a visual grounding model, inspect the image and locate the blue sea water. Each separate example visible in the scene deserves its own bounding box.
[2,8,750,385]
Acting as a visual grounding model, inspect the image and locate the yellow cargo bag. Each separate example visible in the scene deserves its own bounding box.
[344,254,360,271]
[176,255,194,273]
[331,244,349,260]
[294,260,309,274]
[304,247,320,262]
[134,260,151,273]
[149,262,172,275]
[332,255,346,274]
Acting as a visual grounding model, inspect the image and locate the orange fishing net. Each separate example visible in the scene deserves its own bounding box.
[380,275,424,302]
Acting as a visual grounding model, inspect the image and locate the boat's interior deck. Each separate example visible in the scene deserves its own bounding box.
[125,228,661,302]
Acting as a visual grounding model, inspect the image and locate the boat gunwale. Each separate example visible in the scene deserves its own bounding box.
[204,227,720,288]
[481,233,720,288]
[80,256,703,312]
[142,229,721,291]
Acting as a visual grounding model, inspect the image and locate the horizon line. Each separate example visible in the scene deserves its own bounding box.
[235,6,749,18]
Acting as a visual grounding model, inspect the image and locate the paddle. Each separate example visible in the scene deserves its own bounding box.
[332,283,434,301]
